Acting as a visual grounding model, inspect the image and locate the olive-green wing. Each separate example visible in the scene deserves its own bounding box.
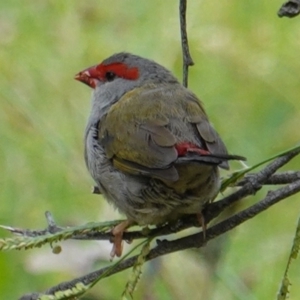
[98,85,233,181]
[98,87,179,181]
[184,94,230,169]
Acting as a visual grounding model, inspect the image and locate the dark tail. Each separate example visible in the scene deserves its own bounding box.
[176,153,246,170]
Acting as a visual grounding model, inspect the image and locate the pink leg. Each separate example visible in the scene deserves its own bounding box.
[110,220,132,259]
[197,212,206,240]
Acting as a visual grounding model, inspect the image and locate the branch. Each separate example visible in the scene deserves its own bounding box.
[206,147,300,218]
[19,178,300,300]
[237,171,300,186]
[179,0,194,87]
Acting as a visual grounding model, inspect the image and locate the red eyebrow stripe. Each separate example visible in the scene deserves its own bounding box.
[97,62,139,80]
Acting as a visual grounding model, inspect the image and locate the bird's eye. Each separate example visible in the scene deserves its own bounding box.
[105,71,116,82]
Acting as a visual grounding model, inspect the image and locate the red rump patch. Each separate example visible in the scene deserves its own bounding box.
[175,142,210,157]
[96,62,139,81]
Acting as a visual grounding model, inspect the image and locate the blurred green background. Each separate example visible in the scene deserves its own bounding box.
[1,0,300,299]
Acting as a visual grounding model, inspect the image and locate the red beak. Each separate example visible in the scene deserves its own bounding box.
[75,66,99,89]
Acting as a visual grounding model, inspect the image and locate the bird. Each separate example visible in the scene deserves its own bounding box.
[75,52,244,258]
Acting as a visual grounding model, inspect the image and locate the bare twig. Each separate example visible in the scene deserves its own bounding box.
[45,211,62,233]
[204,147,300,222]
[179,0,194,87]
[237,171,300,186]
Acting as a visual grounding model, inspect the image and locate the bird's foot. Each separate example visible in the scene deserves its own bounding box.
[110,220,132,260]
[196,212,206,241]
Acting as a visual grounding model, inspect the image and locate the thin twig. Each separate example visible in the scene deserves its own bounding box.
[204,147,300,222]
[179,0,194,87]
[237,172,300,186]
[45,211,63,233]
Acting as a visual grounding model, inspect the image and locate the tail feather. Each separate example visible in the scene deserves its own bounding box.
[176,153,246,170]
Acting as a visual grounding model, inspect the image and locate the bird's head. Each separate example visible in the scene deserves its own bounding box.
[75,52,179,91]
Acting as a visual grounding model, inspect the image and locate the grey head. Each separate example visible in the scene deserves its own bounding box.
[75,52,181,125]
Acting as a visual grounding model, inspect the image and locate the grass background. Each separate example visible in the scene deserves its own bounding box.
[0,0,300,299]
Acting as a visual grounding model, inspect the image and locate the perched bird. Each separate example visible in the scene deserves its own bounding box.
[75,53,244,258]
